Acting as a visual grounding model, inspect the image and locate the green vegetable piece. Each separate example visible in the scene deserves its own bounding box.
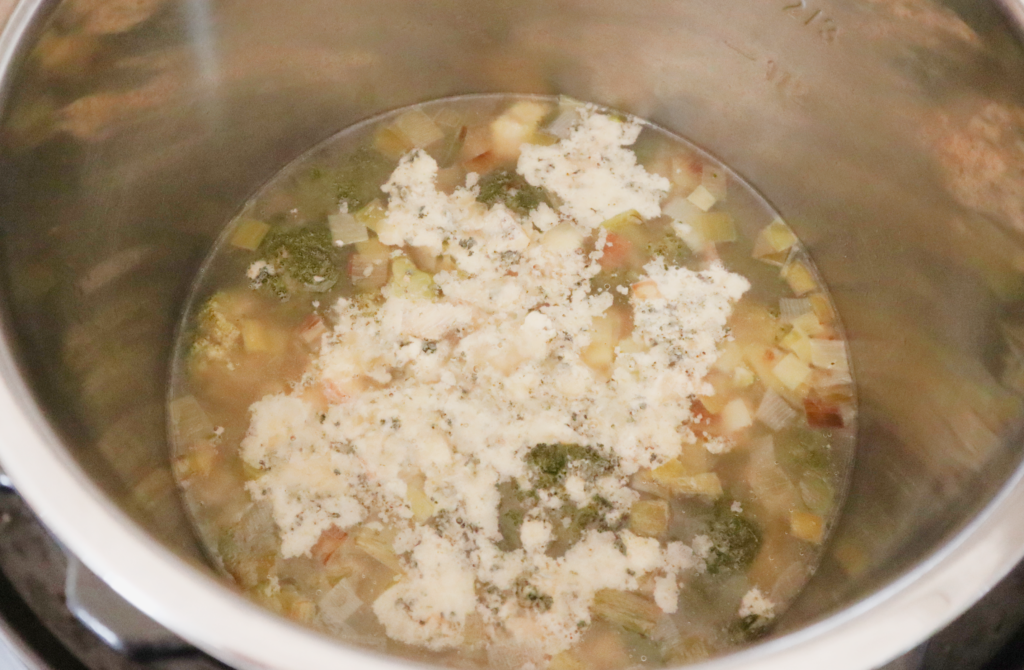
[591,589,661,636]
[704,504,762,575]
[525,443,611,489]
[477,169,548,214]
[256,225,340,299]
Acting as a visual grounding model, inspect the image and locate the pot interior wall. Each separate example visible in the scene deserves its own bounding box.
[1,0,1024,649]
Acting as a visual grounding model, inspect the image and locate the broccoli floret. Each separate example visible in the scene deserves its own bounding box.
[477,169,548,214]
[189,292,242,367]
[525,443,612,489]
[704,504,762,575]
[254,225,339,299]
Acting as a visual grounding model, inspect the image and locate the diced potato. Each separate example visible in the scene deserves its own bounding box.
[629,500,669,537]
[393,109,444,149]
[733,365,755,387]
[791,311,825,337]
[240,319,283,354]
[328,211,368,246]
[721,398,753,433]
[772,353,812,390]
[582,340,615,372]
[616,336,648,354]
[781,259,817,296]
[781,326,813,363]
[697,393,728,415]
[790,511,824,544]
[808,293,835,324]
[631,469,671,498]
[672,472,723,498]
[373,125,412,160]
[540,222,585,253]
[651,454,706,483]
[548,650,586,670]
[631,279,663,301]
[591,589,661,635]
[686,185,717,212]
[490,100,550,160]
[230,218,271,251]
[389,257,437,300]
[695,212,737,243]
[810,338,849,372]
[752,218,798,260]
[406,479,436,523]
[353,199,387,232]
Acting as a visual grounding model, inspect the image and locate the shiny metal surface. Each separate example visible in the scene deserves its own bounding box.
[0,1,1023,669]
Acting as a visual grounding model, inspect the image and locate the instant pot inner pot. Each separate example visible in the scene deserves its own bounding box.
[2,0,1024,663]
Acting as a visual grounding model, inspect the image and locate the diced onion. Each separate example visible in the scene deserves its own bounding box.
[545,105,583,139]
[328,211,368,246]
[755,389,798,431]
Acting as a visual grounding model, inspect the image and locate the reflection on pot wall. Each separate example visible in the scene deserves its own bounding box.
[1,0,1024,644]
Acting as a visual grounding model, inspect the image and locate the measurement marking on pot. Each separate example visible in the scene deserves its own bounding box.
[782,0,838,42]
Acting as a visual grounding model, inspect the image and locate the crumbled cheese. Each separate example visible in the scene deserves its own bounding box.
[240,112,750,655]
[518,110,670,228]
[739,587,776,620]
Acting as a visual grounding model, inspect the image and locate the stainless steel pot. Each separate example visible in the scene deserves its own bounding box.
[0,0,1023,668]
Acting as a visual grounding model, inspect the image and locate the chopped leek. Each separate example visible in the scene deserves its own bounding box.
[778,297,812,323]
[755,389,798,431]
[388,257,437,300]
[591,589,661,636]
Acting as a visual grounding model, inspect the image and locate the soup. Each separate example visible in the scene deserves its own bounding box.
[169,95,855,669]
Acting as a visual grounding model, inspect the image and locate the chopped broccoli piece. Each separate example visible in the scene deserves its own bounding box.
[255,225,340,299]
[515,579,553,612]
[704,504,762,575]
[477,169,548,214]
[732,613,773,642]
[525,443,612,489]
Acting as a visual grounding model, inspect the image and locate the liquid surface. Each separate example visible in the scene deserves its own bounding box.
[169,95,856,669]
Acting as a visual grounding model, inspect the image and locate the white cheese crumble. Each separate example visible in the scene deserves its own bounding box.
[239,110,750,655]
[739,587,776,620]
[518,111,670,228]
